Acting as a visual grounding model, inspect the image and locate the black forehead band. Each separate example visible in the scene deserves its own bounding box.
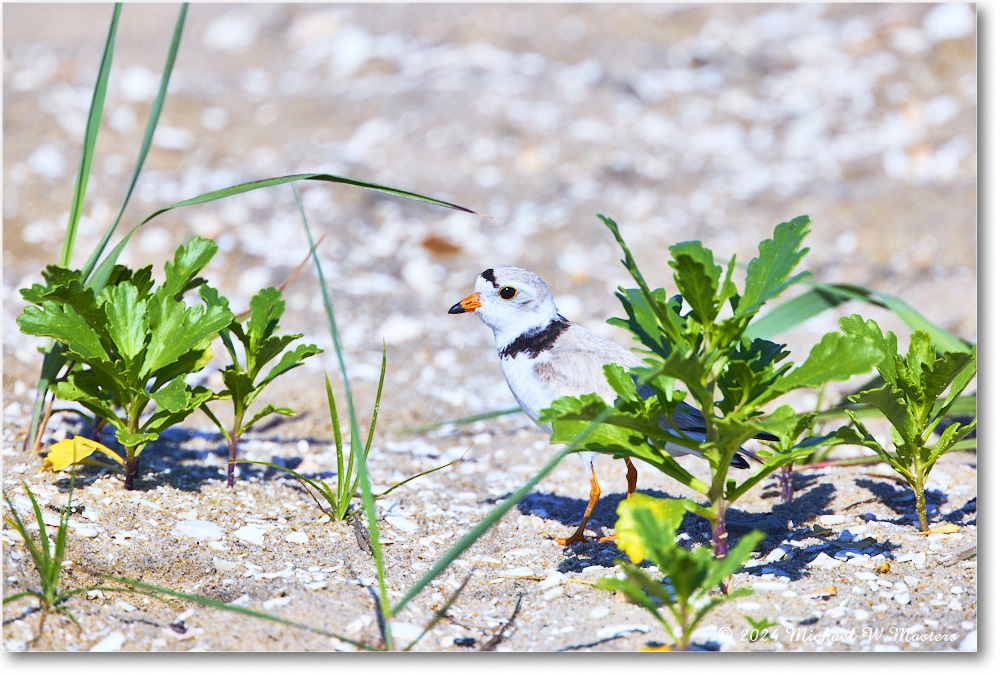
[480,268,498,287]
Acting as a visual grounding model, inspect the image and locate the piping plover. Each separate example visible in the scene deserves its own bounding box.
[448,265,758,545]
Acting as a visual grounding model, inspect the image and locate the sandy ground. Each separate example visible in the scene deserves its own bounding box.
[2,3,977,652]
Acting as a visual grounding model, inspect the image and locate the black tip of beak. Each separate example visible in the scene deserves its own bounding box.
[448,302,467,315]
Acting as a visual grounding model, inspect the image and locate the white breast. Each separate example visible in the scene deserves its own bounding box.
[499,352,557,429]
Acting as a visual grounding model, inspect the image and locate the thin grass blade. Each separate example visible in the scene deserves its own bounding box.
[746,280,971,354]
[95,572,375,649]
[81,3,188,282]
[390,409,612,616]
[61,3,121,267]
[296,184,393,648]
[401,406,521,434]
[90,173,479,300]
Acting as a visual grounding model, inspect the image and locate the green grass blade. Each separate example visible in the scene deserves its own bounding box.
[61,3,121,267]
[95,573,375,650]
[363,346,387,461]
[3,491,48,580]
[373,452,467,500]
[295,184,393,648]
[28,4,185,446]
[746,281,971,354]
[81,3,188,282]
[89,172,479,294]
[2,591,41,605]
[324,374,349,518]
[877,293,971,353]
[745,282,869,340]
[390,409,612,616]
[29,2,123,446]
[401,406,521,434]
[23,483,53,571]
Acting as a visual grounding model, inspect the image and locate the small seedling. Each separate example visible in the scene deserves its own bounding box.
[3,456,167,642]
[199,286,321,487]
[17,237,233,489]
[595,494,764,651]
[743,615,779,642]
[839,317,976,531]
[543,215,881,556]
[249,352,465,521]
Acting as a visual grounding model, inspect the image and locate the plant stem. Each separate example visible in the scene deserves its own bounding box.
[780,464,794,502]
[227,433,239,488]
[124,398,142,490]
[124,450,139,490]
[30,393,56,453]
[912,450,929,532]
[227,409,244,488]
[711,500,729,559]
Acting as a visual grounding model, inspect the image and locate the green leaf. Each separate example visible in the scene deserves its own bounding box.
[220,368,256,410]
[18,302,111,364]
[929,420,976,465]
[241,405,295,436]
[144,387,215,436]
[610,287,676,358]
[920,349,975,407]
[669,241,722,324]
[259,343,322,389]
[149,377,189,413]
[246,287,285,348]
[702,529,765,589]
[115,430,158,450]
[142,295,233,375]
[51,375,123,427]
[851,384,917,444]
[158,236,218,300]
[930,346,977,427]
[735,216,811,319]
[838,315,899,385]
[103,281,149,362]
[774,331,881,396]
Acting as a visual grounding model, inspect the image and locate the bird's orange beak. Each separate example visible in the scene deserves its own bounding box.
[448,292,481,314]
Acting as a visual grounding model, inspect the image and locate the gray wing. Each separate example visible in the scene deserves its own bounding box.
[536,325,758,467]
[530,323,646,402]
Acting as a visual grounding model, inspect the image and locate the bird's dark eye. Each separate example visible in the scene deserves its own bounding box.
[499,286,517,300]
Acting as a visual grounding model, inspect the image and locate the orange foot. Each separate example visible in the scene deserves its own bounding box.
[555,530,618,545]
[556,531,588,546]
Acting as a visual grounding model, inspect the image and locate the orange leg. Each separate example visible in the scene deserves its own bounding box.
[557,464,601,546]
[624,457,637,498]
[595,458,639,542]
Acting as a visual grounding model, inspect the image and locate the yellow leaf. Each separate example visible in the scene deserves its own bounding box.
[44,437,124,471]
[875,561,891,574]
[640,644,675,652]
[919,523,960,535]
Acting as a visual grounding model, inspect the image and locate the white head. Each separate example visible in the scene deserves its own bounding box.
[448,266,563,348]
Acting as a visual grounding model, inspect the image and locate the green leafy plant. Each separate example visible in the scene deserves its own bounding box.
[17,237,234,489]
[3,456,167,642]
[542,215,882,557]
[21,2,479,456]
[200,286,322,487]
[838,317,977,531]
[595,494,764,651]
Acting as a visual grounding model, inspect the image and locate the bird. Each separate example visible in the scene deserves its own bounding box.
[448,265,761,545]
